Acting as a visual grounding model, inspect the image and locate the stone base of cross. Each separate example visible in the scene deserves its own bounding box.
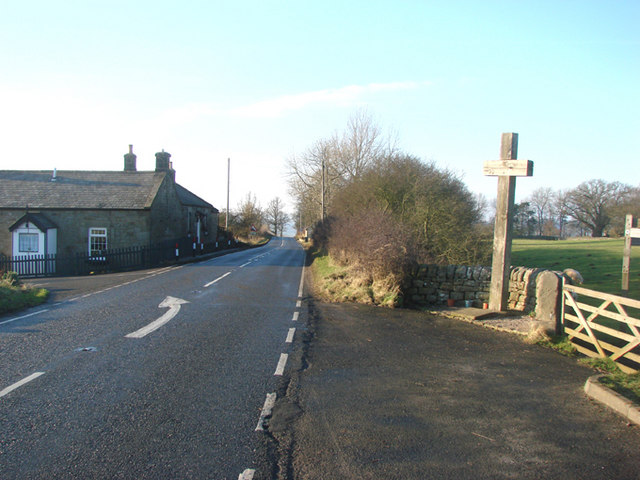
[483,133,534,311]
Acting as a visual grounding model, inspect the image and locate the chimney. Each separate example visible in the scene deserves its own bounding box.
[155,149,175,180]
[124,144,137,172]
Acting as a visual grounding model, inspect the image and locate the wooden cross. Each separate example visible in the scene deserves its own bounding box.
[483,133,534,311]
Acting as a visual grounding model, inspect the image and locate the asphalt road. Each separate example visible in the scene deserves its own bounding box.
[0,238,305,479]
[271,300,640,479]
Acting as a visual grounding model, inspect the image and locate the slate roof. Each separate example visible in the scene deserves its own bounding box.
[0,170,214,211]
[175,183,217,211]
[9,212,58,232]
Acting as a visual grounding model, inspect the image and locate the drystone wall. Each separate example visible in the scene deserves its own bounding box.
[406,264,563,320]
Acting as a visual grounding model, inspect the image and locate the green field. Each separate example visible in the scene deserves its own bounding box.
[511,238,640,301]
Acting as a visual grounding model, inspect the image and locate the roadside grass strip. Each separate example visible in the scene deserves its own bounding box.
[255,392,277,431]
[0,372,45,398]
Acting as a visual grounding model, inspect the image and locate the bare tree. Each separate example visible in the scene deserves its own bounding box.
[552,189,571,238]
[528,187,553,236]
[265,197,289,237]
[233,192,262,237]
[565,179,631,237]
[287,110,392,224]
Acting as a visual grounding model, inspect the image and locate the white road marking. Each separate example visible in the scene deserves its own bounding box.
[255,392,277,431]
[296,300,302,308]
[204,271,231,287]
[0,372,45,398]
[274,353,288,376]
[125,296,189,339]
[297,265,305,297]
[0,309,50,326]
[292,311,299,322]
[238,469,255,480]
[286,328,295,343]
[239,261,251,268]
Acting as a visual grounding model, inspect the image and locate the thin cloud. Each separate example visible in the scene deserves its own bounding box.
[230,81,430,118]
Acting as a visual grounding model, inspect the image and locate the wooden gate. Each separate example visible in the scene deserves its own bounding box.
[563,284,640,373]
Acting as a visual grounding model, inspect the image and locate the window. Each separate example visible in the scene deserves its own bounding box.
[89,228,107,257]
[18,233,39,253]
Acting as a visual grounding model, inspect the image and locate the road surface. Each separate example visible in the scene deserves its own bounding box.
[0,237,304,479]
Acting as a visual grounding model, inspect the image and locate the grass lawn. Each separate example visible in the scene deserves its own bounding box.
[511,237,640,301]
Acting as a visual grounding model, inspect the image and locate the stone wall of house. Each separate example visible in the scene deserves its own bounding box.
[42,209,151,256]
[0,209,22,256]
[406,264,563,323]
[0,208,152,257]
[150,176,185,242]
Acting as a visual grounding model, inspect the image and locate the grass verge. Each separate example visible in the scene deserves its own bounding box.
[533,332,640,405]
[0,272,49,315]
[308,247,401,307]
[512,237,639,300]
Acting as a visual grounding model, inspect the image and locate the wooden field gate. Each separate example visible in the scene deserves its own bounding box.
[562,284,640,373]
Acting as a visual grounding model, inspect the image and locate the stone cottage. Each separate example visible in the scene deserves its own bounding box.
[0,147,218,259]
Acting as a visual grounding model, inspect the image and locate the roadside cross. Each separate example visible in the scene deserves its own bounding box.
[483,133,534,311]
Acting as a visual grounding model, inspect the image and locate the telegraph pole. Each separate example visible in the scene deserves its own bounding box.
[226,157,230,230]
[321,155,325,221]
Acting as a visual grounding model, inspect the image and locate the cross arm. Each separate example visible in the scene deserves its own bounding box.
[483,159,533,177]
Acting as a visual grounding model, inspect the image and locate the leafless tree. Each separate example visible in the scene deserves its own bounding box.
[287,109,393,225]
[264,197,289,237]
[564,179,631,237]
[232,192,262,237]
[528,187,553,236]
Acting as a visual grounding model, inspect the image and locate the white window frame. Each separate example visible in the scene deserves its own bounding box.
[88,228,108,259]
[18,232,39,253]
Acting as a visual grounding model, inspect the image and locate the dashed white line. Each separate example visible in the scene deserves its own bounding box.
[255,392,277,431]
[0,309,50,326]
[0,372,45,398]
[286,328,295,343]
[274,353,288,376]
[292,311,299,322]
[297,265,305,297]
[204,271,231,287]
[296,300,302,308]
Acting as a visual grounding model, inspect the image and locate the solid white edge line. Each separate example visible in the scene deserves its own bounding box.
[297,265,305,297]
[0,372,45,398]
[292,311,299,322]
[274,353,288,376]
[238,469,255,480]
[0,309,50,326]
[255,392,277,431]
[204,271,231,287]
[286,328,295,343]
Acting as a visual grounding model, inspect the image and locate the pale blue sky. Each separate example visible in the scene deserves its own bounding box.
[1,1,638,215]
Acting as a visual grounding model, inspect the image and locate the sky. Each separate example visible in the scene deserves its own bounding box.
[1,1,638,221]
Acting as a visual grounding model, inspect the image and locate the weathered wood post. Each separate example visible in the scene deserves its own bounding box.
[622,214,640,291]
[483,133,534,311]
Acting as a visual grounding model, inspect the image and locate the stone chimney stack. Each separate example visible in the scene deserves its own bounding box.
[124,144,137,172]
[155,149,175,180]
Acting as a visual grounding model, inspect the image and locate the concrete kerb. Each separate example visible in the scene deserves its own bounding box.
[584,375,640,426]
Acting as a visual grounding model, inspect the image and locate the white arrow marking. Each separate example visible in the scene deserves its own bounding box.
[125,296,189,339]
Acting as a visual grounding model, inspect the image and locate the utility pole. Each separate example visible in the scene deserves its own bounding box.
[321,155,326,221]
[226,157,230,230]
